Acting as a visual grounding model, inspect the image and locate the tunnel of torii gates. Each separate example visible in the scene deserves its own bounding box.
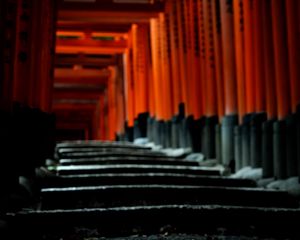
[0,0,300,178]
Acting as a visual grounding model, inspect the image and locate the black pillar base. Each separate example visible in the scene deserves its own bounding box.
[250,112,267,168]
[179,116,193,149]
[147,117,154,142]
[178,118,185,148]
[191,117,205,153]
[273,120,287,180]
[115,133,126,141]
[202,116,218,159]
[221,115,238,167]
[152,119,158,145]
[286,114,297,177]
[124,122,134,142]
[154,120,165,146]
[186,115,195,149]
[159,121,166,148]
[163,120,172,148]
[262,119,276,178]
[234,125,242,172]
[133,112,149,140]
[215,124,222,164]
[241,114,253,167]
[133,119,141,140]
[171,116,180,149]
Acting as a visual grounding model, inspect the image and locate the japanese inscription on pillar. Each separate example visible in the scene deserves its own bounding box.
[199,0,206,60]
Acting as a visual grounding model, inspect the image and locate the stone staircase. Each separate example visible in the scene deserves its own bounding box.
[3,141,300,239]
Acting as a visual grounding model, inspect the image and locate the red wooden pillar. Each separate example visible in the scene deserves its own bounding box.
[128,23,153,122]
[243,0,255,114]
[107,66,117,140]
[253,0,265,113]
[168,0,182,115]
[233,0,246,123]
[144,25,154,118]
[262,0,276,120]
[29,0,56,112]
[115,56,126,137]
[176,0,188,115]
[212,0,224,121]
[183,0,195,117]
[147,52,156,119]
[132,24,150,118]
[198,0,207,116]
[131,24,140,119]
[123,48,135,127]
[183,0,192,116]
[271,0,290,119]
[1,0,56,112]
[159,13,173,120]
[188,0,203,119]
[12,0,26,105]
[150,18,163,120]
[191,0,204,119]
[285,0,300,113]
[220,0,237,115]
[0,0,18,111]
[203,0,218,117]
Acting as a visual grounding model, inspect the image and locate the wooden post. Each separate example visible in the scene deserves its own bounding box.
[212,0,224,121]
[115,55,126,138]
[176,0,188,115]
[285,0,300,113]
[159,13,173,120]
[220,0,238,167]
[123,49,135,127]
[29,0,56,112]
[198,0,207,116]
[131,24,140,119]
[233,0,246,123]
[262,0,276,120]
[191,0,204,119]
[253,0,265,113]
[203,0,217,117]
[243,0,255,114]
[1,0,56,112]
[185,0,194,117]
[107,66,117,140]
[220,0,237,115]
[147,59,155,119]
[168,0,182,115]
[272,0,291,179]
[12,0,25,105]
[0,0,18,111]
[150,18,163,120]
[271,0,290,120]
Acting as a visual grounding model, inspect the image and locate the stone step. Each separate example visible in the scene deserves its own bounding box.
[57,147,153,154]
[59,158,200,167]
[40,173,257,188]
[40,185,298,209]
[56,141,151,150]
[55,164,222,176]
[57,147,156,159]
[58,151,177,159]
[5,205,300,239]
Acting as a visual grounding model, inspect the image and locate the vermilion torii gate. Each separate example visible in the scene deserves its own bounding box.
[0,0,299,180]
[119,0,300,179]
